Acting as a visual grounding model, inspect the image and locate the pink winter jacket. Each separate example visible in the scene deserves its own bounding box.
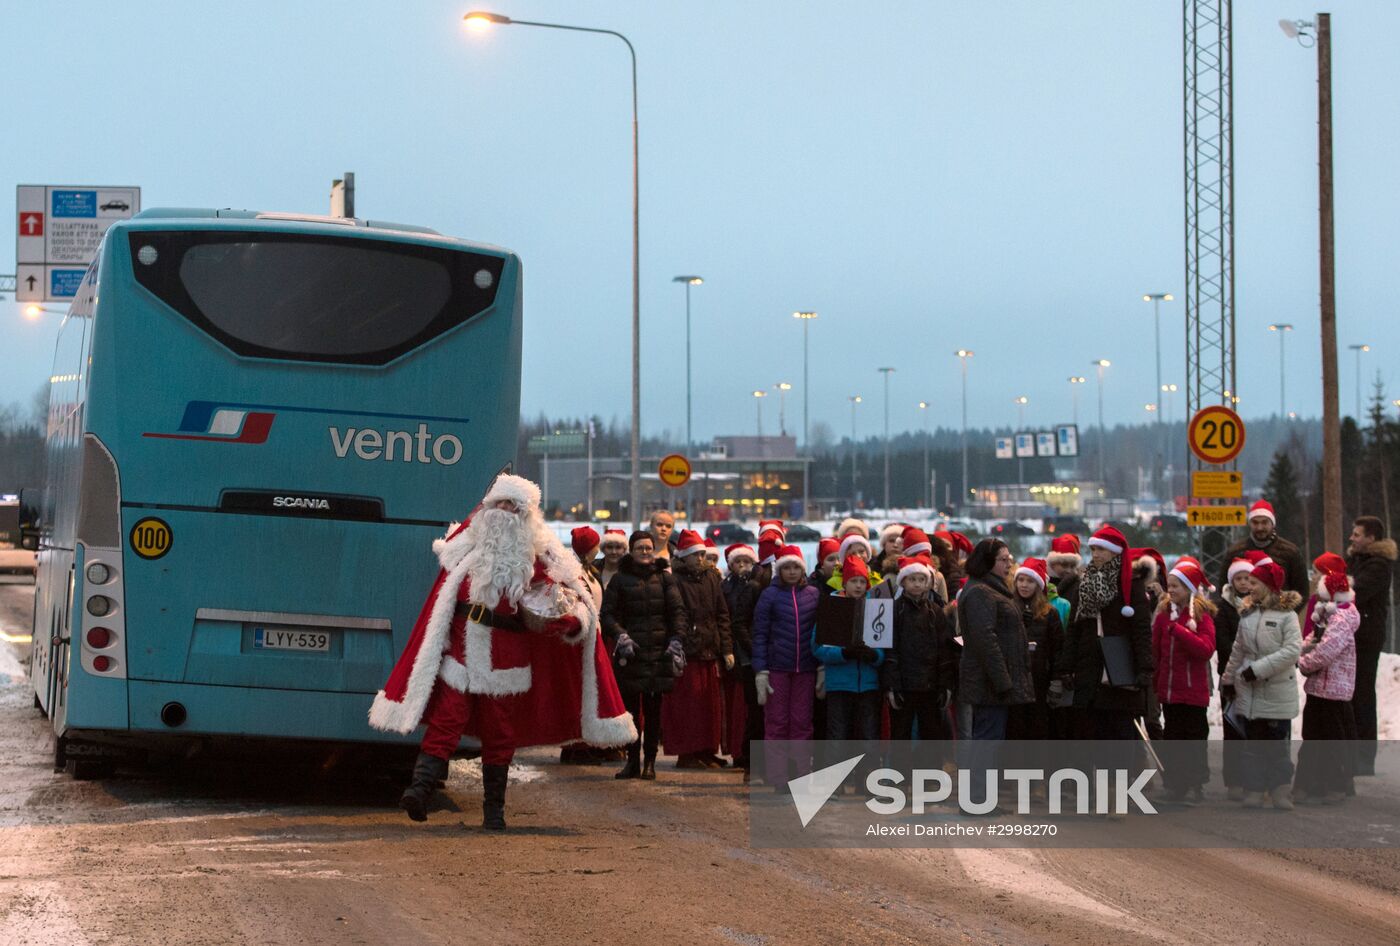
[1151,605,1216,707]
[1298,600,1359,701]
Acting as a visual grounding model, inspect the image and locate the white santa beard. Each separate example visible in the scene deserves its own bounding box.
[463,508,538,608]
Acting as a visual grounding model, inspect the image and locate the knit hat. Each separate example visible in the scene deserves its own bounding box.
[674,529,706,558]
[817,537,841,563]
[895,554,935,586]
[1313,551,1347,578]
[1251,561,1285,593]
[774,544,806,571]
[1248,500,1276,526]
[1088,526,1136,616]
[725,542,757,565]
[1047,533,1082,569]
[842,554,870,584]
[1014,557,1048,590]
[1169,558,1207,596]
[879,523,907,547]
[838,533,873,561]
[601,528,629,550]
[758,536,783,565]
[758,519,786,542]
[836,517,869,540]
[901,526,932,557]
[570,526,601,560]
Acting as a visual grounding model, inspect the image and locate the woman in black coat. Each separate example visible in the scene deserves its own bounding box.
[956,539,1035,739]
[600,531,687,780]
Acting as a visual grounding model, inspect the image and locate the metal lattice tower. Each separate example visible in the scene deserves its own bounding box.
[1184,0,1238,575]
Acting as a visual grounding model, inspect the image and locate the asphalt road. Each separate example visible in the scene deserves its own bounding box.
[2,578,1399,946]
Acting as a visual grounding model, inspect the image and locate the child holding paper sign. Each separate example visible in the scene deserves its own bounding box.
[813,556,884,740]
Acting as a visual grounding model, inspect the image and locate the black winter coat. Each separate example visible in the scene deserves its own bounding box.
[1220,534,1309,606]
[883,592,958,694]
[723,572,763,665]
[957,576,1035,706]
[1019,601,1066,702]
[808,569,836,599]
[600,555,686,695]
[1064,568,1155,714]
[1348,539,1396,652]
[673,565,733,661]
[1209,587,1242,676]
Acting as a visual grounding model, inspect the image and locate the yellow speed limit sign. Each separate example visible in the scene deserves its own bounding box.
[658,454,692,488]
[1188,405,1246,465]
[129,517,173,560]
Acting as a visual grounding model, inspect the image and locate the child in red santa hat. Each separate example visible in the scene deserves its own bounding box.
[1152,558,1217,803]
[1293,554,1360,804]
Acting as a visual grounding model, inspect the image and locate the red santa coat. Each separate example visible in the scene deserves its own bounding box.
[368,519,637,748]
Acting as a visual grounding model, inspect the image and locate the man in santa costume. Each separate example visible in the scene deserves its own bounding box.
[369,474,636,829]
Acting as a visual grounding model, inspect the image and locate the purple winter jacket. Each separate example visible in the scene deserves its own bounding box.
[752,579,821,674]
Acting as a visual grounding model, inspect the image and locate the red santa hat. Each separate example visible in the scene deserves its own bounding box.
[841,553,870,584]
[1312,551,1347,578]
[1317,571,1354,603]
[758,536,783,565]
[1169,558,1207,596]
[935,530,974,558]
[482,473,542,512]
[1133,547,1166,586]
[601,528,629,550]
[1248,500,1276,526]
[836,517,870,540]
[1088,524,1128,555]
[758,519,786,541]
[817,537,841,562]
[838,533,874,561]
[1228,549,1274,582]
[725,542,757,565]
[901,526,932,557]
[1047,533,1082,569]
[1015,557,1048,590]
[1251,561,1285,593]
[1087,526,1136,616]
[674,529,706,558]
[774,544,806,571]
[702,538,721,560]
[896,554,935,586]
[571,526,601,561]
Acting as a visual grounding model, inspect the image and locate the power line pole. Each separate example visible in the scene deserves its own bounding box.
[1316,13,1342,551]
[879,367,895,510]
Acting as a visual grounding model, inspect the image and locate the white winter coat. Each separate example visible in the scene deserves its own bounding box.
[1223,590,1303,720]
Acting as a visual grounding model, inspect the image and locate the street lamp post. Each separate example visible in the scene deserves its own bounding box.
[1142,293,1173,414]
[672,276,702,449]
[1162,383,1178,497]
[878,367,895,511]
[465,10,643,529]
[1348,343,1370,421]
[1092,360,1111,484]
[752,390,767,437]
[956,350,973,508]
[774,382,792,436]
[793,311,817,521]
[849,395,862,510]
[1013,395,1028,486]
[1268,323,1294,417]
[918,401,930,509]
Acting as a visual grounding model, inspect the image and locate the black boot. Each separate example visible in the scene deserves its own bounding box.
[482,763,509,830]
[640,754,657,781]
[399,752,448,823]
[616,745,641,780]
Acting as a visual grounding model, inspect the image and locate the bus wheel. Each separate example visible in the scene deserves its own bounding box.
[53,735,68,773]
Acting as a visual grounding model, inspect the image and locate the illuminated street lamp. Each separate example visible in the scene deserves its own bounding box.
[464,10,643,529]
[752,389,767,437]
[1268,323,1294,417]
[1142,293,1174,414]
[918,400,931,509]
[673,276,703,449]
[1348,343,1370,421]
[793,310,817,522]
[956,350,973,506]
[1092,360,1111,483]
[849,395,862,509]
[774,381,792,436]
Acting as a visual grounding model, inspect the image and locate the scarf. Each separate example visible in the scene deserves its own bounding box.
[1075,558,1118,622]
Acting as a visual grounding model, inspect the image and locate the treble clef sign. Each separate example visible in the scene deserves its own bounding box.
[869,602,887,645]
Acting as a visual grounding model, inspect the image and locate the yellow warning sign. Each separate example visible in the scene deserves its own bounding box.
[129,517,173,560]
[1192,470,1243,499]
[1186,506,1247,528]
[658,454,692,488]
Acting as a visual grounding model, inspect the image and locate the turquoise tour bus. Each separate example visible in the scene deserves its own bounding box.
[29,209,521,776]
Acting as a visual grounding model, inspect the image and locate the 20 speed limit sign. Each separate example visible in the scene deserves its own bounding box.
[1188,406,1246,465]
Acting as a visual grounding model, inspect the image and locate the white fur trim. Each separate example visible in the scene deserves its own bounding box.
[465,620,532,695]
[898,561,935,585]
[838,534,872,559]
[1088,536,1125,554]
[1014,566,1046,590]
[1135,554,1159,581]
[1228,560,1255,581]
[1047,551,1081,569]
[880,523,905,542]
[1248,504,1276,525]
[1121,605,1135,617]
[774,551,805,570]
[726,544,757,564]
[1168,567,1196,595]
[483,474,542,511]
[438,655,468,692]
[675,542,705,559]
[836,517,869,540]
[577,622,638,748]
[904,541,932,556]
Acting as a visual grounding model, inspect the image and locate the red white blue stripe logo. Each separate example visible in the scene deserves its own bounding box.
[142,401,275,444]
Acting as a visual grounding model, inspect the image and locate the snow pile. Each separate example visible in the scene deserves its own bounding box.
[0,642,24,685]
[1206,651,1400,740]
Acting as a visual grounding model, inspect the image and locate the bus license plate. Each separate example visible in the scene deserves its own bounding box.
[254,626,331,652]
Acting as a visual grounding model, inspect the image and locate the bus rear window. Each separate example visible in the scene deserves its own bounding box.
[129,230,503,365]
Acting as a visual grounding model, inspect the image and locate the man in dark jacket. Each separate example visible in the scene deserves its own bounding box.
[666,530,733,768]
[1219,500,1308,607]
[1346,515,1396,776]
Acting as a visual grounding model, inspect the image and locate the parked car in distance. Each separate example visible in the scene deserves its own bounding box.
[1043,515,1089,536]
[1150,514,1188,532]
[784,524,822,542]
[992,521,1035,537]
[707,523,756,545]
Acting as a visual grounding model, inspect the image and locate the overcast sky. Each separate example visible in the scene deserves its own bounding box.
[4,1,1398,442]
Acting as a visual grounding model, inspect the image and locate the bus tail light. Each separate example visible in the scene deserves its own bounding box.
[92,655,113,672]
[76,435,127,680]
[86,627,113,649]
[86,595,114,617]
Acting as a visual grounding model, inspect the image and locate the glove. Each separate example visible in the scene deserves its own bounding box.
[724,653,736,672]
[887,690,903,710]
[613,632,637,665]
[666,637,687,675]
[1241,665,1258,683]
[1221,684,1236,703]
[815,665,826,699]
[859,646,878,665]
[755,670,773,706]
[840,646,858,661]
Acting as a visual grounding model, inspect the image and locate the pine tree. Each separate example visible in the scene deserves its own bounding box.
[1262,448,1303,542]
